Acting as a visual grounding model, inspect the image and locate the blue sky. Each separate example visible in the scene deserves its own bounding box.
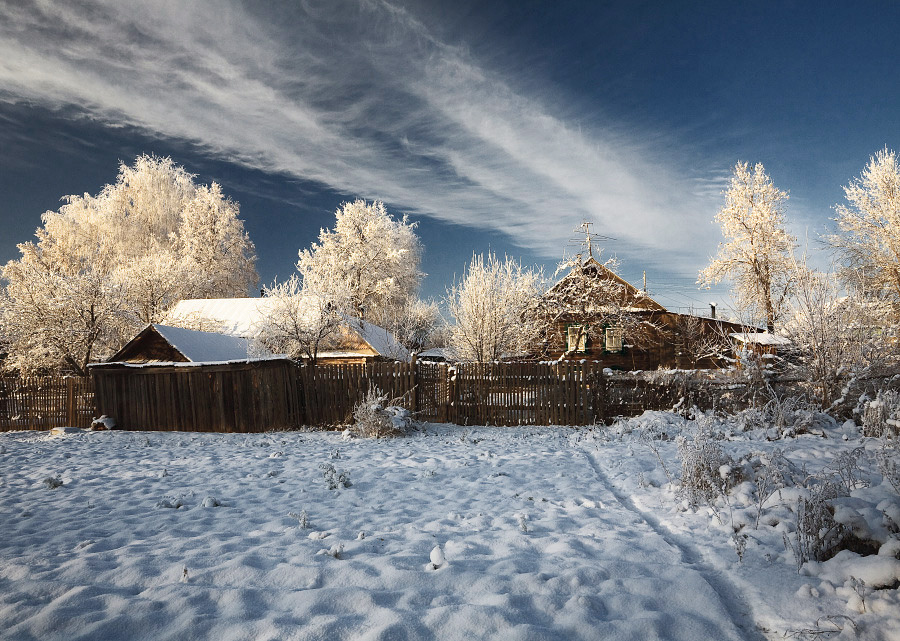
[1,0,898,316]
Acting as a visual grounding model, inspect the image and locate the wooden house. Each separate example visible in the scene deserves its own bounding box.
[535,256,748,370]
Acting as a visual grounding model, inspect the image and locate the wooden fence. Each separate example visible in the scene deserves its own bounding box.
[3,361,811,432]
[298,361,749,427]
[0,376,96,431]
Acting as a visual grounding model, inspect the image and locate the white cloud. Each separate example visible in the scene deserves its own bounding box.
[0,0,722,274]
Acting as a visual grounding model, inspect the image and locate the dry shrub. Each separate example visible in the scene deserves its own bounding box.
[349,387,417,438]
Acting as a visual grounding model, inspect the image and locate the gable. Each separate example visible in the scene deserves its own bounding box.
[110,324,257,363]
[547,257,666,312]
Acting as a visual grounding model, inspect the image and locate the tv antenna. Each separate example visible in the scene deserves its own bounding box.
[568,221,616,259]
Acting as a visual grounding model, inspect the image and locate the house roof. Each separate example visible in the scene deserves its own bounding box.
[343,315,409,361]
[164,297,409,360]
[165,298,278,337]
[109,324,260,363]
[730,332,792,347]
[548,256,667,312]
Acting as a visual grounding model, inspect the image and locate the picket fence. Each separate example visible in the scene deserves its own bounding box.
[2,362,757,432]
[0,376,96,431]
[299,361,748,428]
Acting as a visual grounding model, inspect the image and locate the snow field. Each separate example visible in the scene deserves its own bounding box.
[595,412,900,641]
[0,426,752,641]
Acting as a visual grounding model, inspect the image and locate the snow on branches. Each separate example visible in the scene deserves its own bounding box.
[446,253,543,362]
[699,162,796,331]
[830,147,900,308]
[297,200,422,326]
[0,155,257,374]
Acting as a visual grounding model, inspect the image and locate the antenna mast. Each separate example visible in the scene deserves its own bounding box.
[568,221,616,261]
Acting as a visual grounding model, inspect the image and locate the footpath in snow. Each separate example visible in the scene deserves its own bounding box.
[0,421,897,640]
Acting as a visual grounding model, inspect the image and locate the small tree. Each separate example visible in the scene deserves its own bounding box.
[699,162,796,331]
[830,147,900,309]
[297,200,422,325]
[446,253,543,362]
[255,274,348,366]
[785,260,899,408]
[381,299,441,354]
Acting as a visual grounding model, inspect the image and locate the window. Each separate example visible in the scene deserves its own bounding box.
[604,326,623,353]
[566,324,587,353]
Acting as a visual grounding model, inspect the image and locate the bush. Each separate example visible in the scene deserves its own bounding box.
[784,478,848,569]
[861,388,900,437]
[349,387,417,438]
[676,417,739,509]
[319,463,352,490]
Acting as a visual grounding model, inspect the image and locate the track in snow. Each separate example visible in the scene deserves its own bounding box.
[579,448,768,641]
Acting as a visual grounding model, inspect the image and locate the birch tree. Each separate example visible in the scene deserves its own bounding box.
[699,162,796,331]
[1,155,257,374]
[446,253,544,362]
[829,147,900,307]
[297,199,422,325]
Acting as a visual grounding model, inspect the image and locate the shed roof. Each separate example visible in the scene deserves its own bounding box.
[110,324,259,363]
[730,332,792,346]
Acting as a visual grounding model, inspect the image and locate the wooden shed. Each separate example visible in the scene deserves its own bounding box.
[90,358,303,432]
[110,323,258,363]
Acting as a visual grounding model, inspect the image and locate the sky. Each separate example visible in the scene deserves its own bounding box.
[1,0,898,317]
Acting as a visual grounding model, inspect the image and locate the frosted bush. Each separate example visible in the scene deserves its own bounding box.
[349,387,417,438]
[320,463,352,490]
[824,447,869,494]
[731,393,833,438]
[750,449,795,528]
[676,418,739,509]
[877,440,900,495]
[288,509,310,528]
[861,388,900,437]
[784,478,848,569]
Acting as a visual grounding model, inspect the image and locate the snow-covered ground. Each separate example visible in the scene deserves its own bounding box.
[1,419,898,640]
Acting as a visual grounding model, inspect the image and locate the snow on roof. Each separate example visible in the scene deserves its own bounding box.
[165,298,409,359]
[152,324,259,362]
[418,347,454,360]
[729,332,792,346]
[342,315,410,361]
[164,298,277,337]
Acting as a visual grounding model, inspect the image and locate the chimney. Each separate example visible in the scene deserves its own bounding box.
[710,303,716,319]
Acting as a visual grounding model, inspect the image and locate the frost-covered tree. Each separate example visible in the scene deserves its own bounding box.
[1,155,257,374]
[699,162,796,331]
[381,299,441,354]
[829,147,900,308]
[783,260,898,408]
[297,200,422,325]
[254,274,347,365]
[446,253,544,362]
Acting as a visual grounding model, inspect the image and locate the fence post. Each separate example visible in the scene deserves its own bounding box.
[409,354,417,414]
[66,378,76,427]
